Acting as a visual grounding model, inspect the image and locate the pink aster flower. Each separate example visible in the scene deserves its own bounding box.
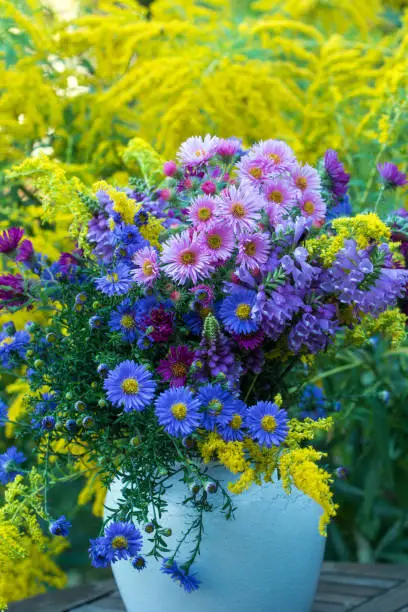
[299,190,326,224]
[237,233,271,270]
[216,185,262,234]
[188,196,217,230]
[215,138,241,158]
[131,246,160,286]
[177,135,219,167]
[236,155,270,185]
[199,223,235,263]
[249,139,297,174]
[157,345,195,387]
[0,228,24,254]
[263,178,297,225]
[161,230,212,284]
[291,163,321,193]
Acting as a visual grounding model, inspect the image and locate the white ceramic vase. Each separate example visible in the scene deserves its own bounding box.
[104,467,325,612]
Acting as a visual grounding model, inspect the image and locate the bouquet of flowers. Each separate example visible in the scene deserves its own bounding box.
[0,135,407,594]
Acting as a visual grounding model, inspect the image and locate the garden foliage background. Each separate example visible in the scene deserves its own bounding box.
[1,0,408,599]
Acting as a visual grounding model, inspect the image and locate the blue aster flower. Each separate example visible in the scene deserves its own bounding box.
[132,555,147,571]
[247,401,289,448]
[49,515,72,536]
[105,522,143,562]
[89,537,112,568]
[0,329,30,368]
[299,385,327,420]
[41,415,56,431]
[94,263,133,296]
[0,400,8,426]
[196,383,238,430]
[161,559,200,593]
[218,399,247,442]
[0,446,25,485]
[155,387,201,437]
[104,360,156,412]
[219,289,258,335]
[109,299,139,342]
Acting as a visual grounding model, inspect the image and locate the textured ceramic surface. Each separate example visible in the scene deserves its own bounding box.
[105,468,325,612]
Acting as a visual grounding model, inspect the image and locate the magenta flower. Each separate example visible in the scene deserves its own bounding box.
[215,138,241,158]
[161,230,212,284]
[199,223,235,262]
[190,284,214,307]
[188,196,217,230]
[163,160,178,177]
[16,240,34,263]
[131,246,159,286]
[237,233,271,270]
[377,162,407,189]
[157,346,195,387]
[201,181,216,195]
[291,163,321,193]
[299,190,326,224]
[216,185,262,234]
[324,150,350,200]
[176,135,219,167]
[58,249,82,276]
[233,330,264,350]
[0,274,28,310]
[0,228,24,254]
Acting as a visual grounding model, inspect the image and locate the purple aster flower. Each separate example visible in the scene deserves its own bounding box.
[237,232,270,271]
[161,230,212,285]
[263,178,297,225]
[0,446,25,484]
[94,264,133,296]
[324,150,350,200]
[155,387,201,437]
[131,246,160,287]
[0,274,28,310]
[199,223,235,263]
[218,400,247,442]
[196,383,238,430]
[299,190,326,224]
[104,522,143,562]
[0,227,24,254]
[236,155,270,185]
[104,360,156,412]
[219,289,258,335]
[58,249,82,277]
[177,135,219,167]
[161,559,200,593]
[291,163,321,193]
[0,400,8,426]
[49,515,71,536]
[16,239,34,263]
[188,195,217,230]
[109,299,138,342]
[215,137,241,158]
[89,537,111,568]
[248,139,297,175]
[157,346,195,387]
[216,185,262,234]
[377,162,407,189]
[247,401,289,447]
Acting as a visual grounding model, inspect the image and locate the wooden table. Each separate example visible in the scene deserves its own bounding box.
[8,563,408,611]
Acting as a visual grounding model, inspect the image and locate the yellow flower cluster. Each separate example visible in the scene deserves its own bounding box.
[306,213,391,266]
[199,416,336,534]
[345,308,407,348]
[0,470,67,610]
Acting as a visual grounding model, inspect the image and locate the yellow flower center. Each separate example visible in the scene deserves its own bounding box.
[261,415,277,432]
[244,241,256,256]
[0,337,13,347]
[235,303,251,320]
[199,306,211,319]
[231,203,246,218]
[171,402,187,420]
[171,362,187,377]
[107,272,119,282]
[120,314,136,329]
[180,250,196,265]
[296,177,308,190]
[268,153,280,163]
[121,378,139,394]
[207,234,222,249]
[230,414,243,430]
[208,399,223,414]
[195,148,206,157]
[112,536,128,550]
[198,207,212,221]
[249,167,262,179]
[303,201,315,214]
[142,260,154,276]
[268,190,283,203]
